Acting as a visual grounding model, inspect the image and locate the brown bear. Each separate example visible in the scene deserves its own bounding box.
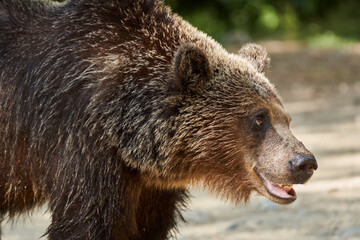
[0,0,317,239]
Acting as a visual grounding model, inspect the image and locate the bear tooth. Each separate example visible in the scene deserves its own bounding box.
[278,184,293,191]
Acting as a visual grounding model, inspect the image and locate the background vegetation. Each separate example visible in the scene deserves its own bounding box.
[165,0,360,47]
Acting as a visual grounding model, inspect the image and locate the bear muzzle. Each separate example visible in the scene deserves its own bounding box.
[254,153,317,204]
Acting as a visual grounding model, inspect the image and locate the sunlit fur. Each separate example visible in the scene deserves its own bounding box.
[0,0,312,239]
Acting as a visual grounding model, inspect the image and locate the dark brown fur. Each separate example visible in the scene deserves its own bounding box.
[0,0,316,239]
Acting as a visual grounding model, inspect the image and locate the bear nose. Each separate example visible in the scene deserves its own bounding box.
[290,154,318,172]
[288,154,317,183]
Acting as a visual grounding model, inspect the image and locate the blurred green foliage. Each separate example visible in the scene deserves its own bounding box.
[165,0,360,46]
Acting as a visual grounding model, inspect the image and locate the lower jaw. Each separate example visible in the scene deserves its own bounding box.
[266,192,297,205]
[255,171,297,204]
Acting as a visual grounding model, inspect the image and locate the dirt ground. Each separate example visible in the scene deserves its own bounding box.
[2,41,360,240]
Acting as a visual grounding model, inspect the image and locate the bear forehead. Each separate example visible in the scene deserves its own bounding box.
[209,54,280,104]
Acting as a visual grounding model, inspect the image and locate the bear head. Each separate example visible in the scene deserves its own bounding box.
[163,43,318,205]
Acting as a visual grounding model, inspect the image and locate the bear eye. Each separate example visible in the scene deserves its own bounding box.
[251,111,270,131]
[255,118,264,126]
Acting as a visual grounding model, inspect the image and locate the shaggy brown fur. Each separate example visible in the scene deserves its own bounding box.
[0,0,317,239]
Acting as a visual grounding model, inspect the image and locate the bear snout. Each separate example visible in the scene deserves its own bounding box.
[288,154,318,183]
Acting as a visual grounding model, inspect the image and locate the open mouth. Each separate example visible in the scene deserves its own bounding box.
[256,171,297,202]
[263,177,297,200]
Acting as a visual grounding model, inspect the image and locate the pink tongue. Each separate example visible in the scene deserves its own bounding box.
[267,182,296,199]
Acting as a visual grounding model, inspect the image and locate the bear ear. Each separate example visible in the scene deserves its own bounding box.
[174,44,212,93]
[238,43,270,73]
